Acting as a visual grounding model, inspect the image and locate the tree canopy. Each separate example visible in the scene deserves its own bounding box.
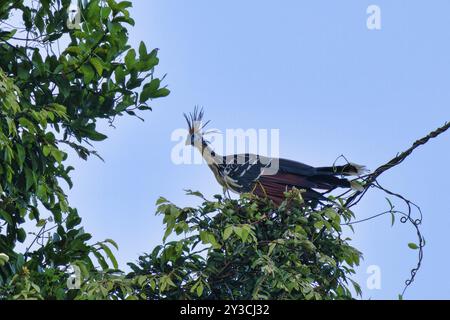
[127,190,362,300]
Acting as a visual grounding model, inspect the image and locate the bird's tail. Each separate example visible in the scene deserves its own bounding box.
[350,180,364,191]
[316,163,368,177]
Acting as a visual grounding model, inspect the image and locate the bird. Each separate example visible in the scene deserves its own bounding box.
[184,107,367,205]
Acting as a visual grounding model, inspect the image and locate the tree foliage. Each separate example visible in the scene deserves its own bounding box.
[0,0,167,299]
[126,190,362,300]
[32,190,362,300]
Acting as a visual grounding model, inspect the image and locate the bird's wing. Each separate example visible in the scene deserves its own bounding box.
[277,158,317,176]
[220,154,273,191]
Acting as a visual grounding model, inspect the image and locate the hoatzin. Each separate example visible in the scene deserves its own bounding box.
[184,108,367,205]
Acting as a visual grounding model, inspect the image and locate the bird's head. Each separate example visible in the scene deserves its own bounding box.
[184,106,210,147]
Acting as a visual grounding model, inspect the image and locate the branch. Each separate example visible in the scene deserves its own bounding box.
[346,121,450,207]
[339,121,449,297]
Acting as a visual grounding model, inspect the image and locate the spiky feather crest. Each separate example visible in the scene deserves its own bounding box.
[183,106,210,136]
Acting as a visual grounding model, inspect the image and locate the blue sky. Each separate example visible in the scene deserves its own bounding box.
[66,0,450,299]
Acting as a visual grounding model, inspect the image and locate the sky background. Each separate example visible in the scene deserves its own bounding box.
[65,0,450,299]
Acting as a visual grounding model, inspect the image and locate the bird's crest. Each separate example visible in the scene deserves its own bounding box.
[183,106,211,136]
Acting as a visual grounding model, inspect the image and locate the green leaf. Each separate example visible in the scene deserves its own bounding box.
[99,243,119,269]
[233,226,250,242]
[314,221,324,229]
[36,219,47,227]
[196,282,204,297]
[24,167,35,191]
[43,145,51,156]
[65,46,82,55]
[140,78,160,103]
[84,129,108,141]
[125,49,136,69]
[138,57,159,71]
[16,144,26,168]
[17,65,29,80]
[163,226,173,242]
[51,149,65,163]
[80,64,95,83]
[47,103,67,116]
[169,206,180,218]
[115,65,126,83]
[390,211,395,226]
[0,29,16,41]
[154,88,170,98]
[223,226,233,241]
[156,197,169,205]
[139,41,147,57]
[104,238,119,250]
[240,228,250,242]
[268,243,276,256]
[93,250,109,270]
[0,253,9,266]
[18,117,36,133]
[90,57,104,76]
[185,189,205,199]
[17,228,27,243]
[0,209,13,225]
[408,243,419,250]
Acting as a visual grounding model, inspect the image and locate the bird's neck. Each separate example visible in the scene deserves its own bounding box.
[195,138,223,166]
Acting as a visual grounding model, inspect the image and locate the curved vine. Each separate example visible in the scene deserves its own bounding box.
[335,121,449,297]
